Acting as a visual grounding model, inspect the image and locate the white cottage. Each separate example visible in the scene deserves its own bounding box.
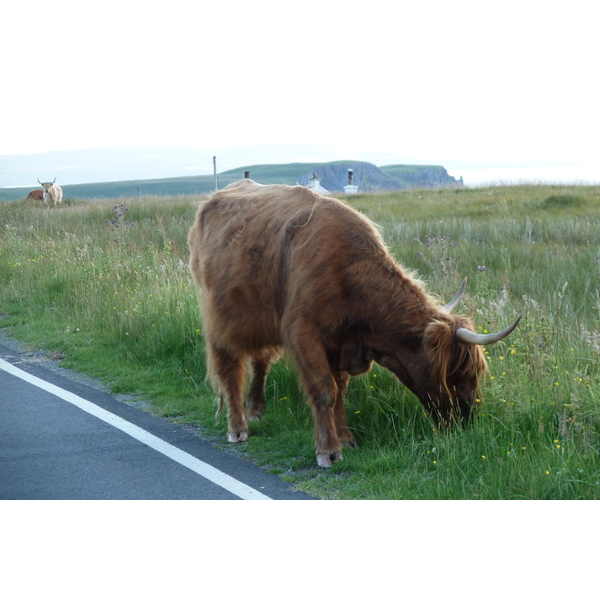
[343,168,358,194]
[306,173,329,194]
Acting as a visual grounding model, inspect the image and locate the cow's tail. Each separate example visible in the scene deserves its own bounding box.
[215,393,225,421]
[204,352,225,421]
[205,369,225,421]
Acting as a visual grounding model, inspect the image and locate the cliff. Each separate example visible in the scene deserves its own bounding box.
[295,161,462,192]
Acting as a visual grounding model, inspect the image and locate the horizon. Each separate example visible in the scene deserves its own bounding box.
[1,144,599,190]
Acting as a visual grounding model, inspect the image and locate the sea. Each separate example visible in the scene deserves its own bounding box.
[447,164,600,188]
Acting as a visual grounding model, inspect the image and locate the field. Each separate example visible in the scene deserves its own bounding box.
[1,185,600,499]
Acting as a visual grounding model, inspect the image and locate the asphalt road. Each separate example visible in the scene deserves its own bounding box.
[0,342,314,500]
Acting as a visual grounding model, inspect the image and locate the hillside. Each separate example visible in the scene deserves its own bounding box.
[296,161,462,192]
[0,160,462,201]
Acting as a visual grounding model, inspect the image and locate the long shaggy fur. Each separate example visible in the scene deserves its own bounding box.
[188,179,489,465]
[424,317,488,401]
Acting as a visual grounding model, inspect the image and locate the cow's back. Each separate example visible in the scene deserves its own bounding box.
[25,190,44,201]
[188,179,392,353]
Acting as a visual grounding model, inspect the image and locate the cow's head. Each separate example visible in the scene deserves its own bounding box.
[37,177,57,191]
[382,280,521,427]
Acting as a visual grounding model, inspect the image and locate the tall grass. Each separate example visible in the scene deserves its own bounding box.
[1,186,600,499]
[0,197,207,414]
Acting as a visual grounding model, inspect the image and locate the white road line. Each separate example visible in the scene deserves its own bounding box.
[0,358,272,500]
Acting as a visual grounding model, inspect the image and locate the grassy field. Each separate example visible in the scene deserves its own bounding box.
[1,185,600,499]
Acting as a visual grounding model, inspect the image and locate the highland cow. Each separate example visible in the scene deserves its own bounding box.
[24,189,45,201]
[37,178,63,205]
[188,180,520,467]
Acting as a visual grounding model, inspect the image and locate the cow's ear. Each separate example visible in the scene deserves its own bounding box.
[424,320,452,356]
[424,320,452,387]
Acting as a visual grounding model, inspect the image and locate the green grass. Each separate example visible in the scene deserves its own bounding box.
[1,185,600,499]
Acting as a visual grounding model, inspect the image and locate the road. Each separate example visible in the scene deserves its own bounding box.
[0,342,314,500]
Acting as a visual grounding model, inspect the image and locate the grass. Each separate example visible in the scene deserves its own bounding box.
[1,185,600,499]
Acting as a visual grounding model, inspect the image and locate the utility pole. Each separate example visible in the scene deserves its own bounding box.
[213,156,218,192]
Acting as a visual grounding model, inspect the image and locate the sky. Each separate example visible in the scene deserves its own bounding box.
[2,0,599,185]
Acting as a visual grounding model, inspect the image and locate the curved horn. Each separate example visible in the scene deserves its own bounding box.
[52,177,56,184]
[456,314,522,345]
[442,278,467,313]
[37,178,42,185]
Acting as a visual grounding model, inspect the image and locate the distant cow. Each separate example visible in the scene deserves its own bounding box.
[188,180,521,467]
[24,189,45,201]
[37,177,63,205]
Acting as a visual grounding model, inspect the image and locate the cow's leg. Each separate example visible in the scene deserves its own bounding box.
[207,341,249,442]
[309,390,341,468]
[247,348,281,420]
[333,371,356,448]
[286,324,342,467]
[247,358,270,421]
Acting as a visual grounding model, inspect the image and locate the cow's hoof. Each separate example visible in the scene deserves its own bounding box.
[316,451,342,468]
[338,429,356,448]
[228,431,248,443]
[247,407,265,421]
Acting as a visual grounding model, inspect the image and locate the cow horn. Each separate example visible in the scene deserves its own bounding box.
[442,278,467,313]
[37,178,42,184]
[456,314,522,345]
[52,177,56,184]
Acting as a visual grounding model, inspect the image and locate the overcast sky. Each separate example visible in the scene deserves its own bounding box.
[2,0,598,183]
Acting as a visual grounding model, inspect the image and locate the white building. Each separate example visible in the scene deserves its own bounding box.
[306,173,329,194]
[343,168,358,194]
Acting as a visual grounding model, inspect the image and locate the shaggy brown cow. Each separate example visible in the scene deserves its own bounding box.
[24,189,45,201]
[188,179,521,467]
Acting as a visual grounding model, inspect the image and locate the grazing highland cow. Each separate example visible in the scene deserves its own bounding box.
[37,177,63,205]
[188,179,521,467]
[24,189,45,201]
